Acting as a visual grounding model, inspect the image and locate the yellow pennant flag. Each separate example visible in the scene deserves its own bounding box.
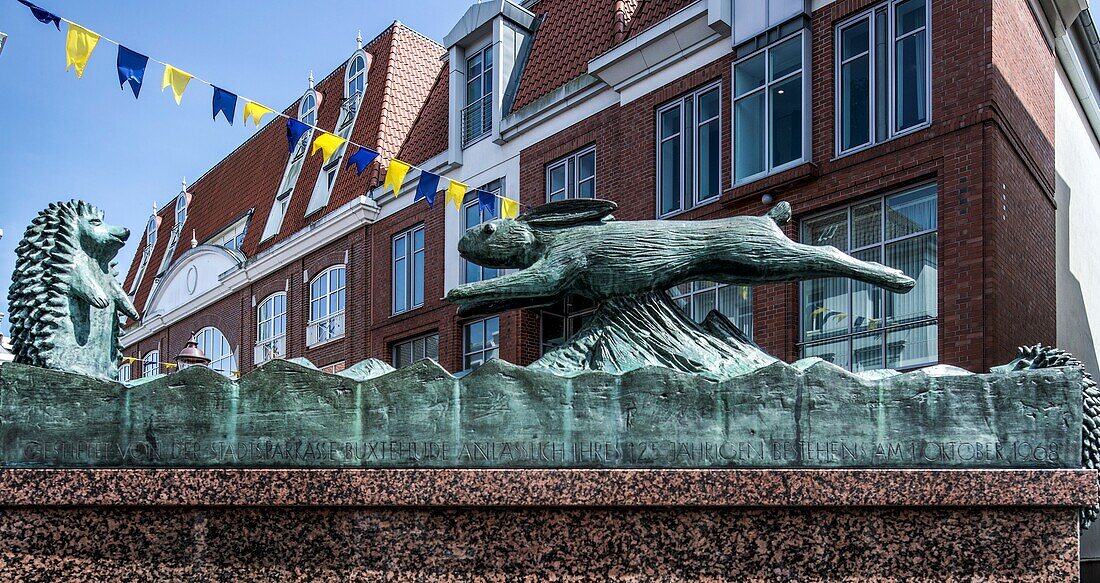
[446,179,467,212]
[383,160,411,199]
[500,197,519,219]
[243,101,274,127]
[311,132,347,163]
[65,23,100,79]
[161,65,193,105]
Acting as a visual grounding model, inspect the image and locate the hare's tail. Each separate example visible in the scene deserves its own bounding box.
[766,201,791,225]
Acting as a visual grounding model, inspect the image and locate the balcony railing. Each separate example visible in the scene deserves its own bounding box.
[306,312,345,347]
[461,94,493,146]
[254,335,286,365]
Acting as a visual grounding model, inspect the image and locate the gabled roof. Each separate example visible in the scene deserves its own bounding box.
[122,22,444,321]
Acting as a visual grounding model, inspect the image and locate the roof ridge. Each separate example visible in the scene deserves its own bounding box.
[391,20,446,50]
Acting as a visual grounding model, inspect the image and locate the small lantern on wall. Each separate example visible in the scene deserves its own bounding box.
[176,333,211,370]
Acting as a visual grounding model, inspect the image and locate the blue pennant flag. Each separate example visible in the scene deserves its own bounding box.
[116,46,147,98]
[286,118,309,152]
[477,189,497,216]
[345,147,379,175]
[212,87,237,125]
[18,0,61,30]
[414,171,441,209]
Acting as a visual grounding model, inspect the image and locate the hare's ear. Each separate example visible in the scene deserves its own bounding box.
[518,199,618,227]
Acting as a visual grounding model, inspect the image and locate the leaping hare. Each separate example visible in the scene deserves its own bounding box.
[447,199,915,317]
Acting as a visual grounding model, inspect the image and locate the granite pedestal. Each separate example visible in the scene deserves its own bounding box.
[0,468,1094,581]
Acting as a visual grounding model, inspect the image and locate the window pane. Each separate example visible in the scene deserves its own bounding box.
[769,35,802,80]
[851,201,882,248]
[886,321,937,369]
[886,185,936,238]
[895,0,926,36]
[486,317,499,348]
[659,106,680,139]
[735,91,766,181]
[802,210,848,250]
[548,164,566,201]
[734,53,765,97]
[578,151,595,181]
[852,332,884,372]
[851,248,883,333]
[394,257,407,313]
[698,118,720,201]
[885,233,937,323]
[895,31,928,131]
[804,339,851,370]
[770,74,802,168]
[426,335,439,360]
[691,290,714,323]
[578,177,595,199]
[718,284,753,338]
[698,88,720,121]
[659,136,681,215]
[468,321,484,353]
[413,249,424,306]
[802,277,850,341]
[875,9,889,142]
[840,55,871,151]
[841,19,870,61]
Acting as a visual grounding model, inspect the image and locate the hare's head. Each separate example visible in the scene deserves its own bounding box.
[457,199,618,270]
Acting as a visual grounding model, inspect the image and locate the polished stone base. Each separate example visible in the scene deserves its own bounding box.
[0,469,1094,581]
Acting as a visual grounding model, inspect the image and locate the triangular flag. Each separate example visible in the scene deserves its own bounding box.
[415,171,441,209]
[18,1,60,30]
[310,132,346,163]
[345,147,378,175]
[446,180,467,212]
[286,118,309,152]
[161,65,192,105]
[212,87,237,124]
[243,101,274,127]
[500,197,519,219]
[384,160,411,199]
[477,190,498,216]
[116,46,147,98]
[65,23,99,78]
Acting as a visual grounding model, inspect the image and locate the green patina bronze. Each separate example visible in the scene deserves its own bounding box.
[6,201,138,380]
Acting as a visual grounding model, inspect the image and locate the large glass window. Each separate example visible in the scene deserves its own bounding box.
[540,296,598,355]
[657,82,722,217]
[547,147,596,202]
[733,31,806,184]
[836,0,930,155]
[463,180,502,284]
[463,44,493,145]
[463,316,500,371]
[393,225,425,314]
[393,334,440,368]
[308,266,346,346]
[255,292,287,364]
[196,327,237,377]
[800,183,938,371]
[669,282,754,338]
[141,350,160,377]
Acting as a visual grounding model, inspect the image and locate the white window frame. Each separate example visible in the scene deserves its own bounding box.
[141,350,160,377]
[392,333,440,368]
[208,216,249,251]
[255,292,287,364]
[195,326,237,377]
[392,225,426,314]
[462,43,494,146]
[463,316,500,371]
[175,193,188,226]
[346,53,366,101]
[656,81,723,218]
[546,147,597,202]
[305,53,369,216]
[798,183,938,371]
[118,363,132,382]
[834,0,932,157]
[307,266,346,347]
[261,90,318,242]
[732,29,810,186]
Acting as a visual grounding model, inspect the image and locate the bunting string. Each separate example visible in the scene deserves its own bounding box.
[12,0,525,217]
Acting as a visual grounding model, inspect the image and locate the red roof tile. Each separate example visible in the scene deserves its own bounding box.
[397,62,450,166]
[624,0,697,40]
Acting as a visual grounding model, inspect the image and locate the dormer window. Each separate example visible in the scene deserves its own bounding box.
[305,49,369,216]
[129,213,159,294]
[261,86,319,241]
[175,193,188,226]
[463,44,493,145]
[146,217,158,246]
[347,54,365,100]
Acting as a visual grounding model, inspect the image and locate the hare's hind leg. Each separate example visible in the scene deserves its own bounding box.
[783,243,916,293]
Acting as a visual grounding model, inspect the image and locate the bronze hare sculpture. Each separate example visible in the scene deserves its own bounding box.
[448,199,915,317]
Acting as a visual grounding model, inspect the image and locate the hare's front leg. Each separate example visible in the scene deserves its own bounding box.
[447,260,567,305]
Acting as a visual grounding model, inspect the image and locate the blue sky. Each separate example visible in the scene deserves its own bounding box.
[0,0,470,335]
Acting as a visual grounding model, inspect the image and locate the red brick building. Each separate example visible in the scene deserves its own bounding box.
[119,0,1097,387]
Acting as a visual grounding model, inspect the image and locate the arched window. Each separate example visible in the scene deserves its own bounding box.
[255,292,287,364]
[299,92,317,127]
[142,350,160,377]
[175,193,188,226]
[118,363,132,382]
[196,327,237,377]
[261,90,318,242]
[146,216,158,247]
[347,54,366,99]
[308,266,346,346]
